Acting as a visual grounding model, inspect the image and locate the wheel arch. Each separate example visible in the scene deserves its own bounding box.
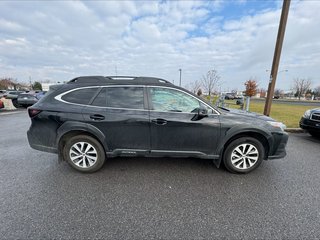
[56,122,107,161]
[216,129,272,168]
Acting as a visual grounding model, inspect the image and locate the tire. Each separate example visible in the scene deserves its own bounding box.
[309,131,320,138]
[223,137,265,174]
[63,134,105,173]
[12,99,20,108]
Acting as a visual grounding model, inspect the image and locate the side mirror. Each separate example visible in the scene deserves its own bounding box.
[191,108,208,121]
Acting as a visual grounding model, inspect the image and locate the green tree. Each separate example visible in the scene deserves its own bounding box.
[32,81,42,91]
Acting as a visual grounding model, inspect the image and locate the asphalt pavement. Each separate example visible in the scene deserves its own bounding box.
[0,111,320,239]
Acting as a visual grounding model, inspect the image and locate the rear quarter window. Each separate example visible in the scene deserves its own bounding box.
[91,87,144,109]
[61,88,99,105]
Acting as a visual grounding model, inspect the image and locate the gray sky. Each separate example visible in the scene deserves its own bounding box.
[0,0,319,92]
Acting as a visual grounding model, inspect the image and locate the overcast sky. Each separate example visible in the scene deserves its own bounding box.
[0,0,319,91]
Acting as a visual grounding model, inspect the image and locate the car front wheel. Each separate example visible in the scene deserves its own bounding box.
[223,137,264,174]
[63,135,105,173]
[309,131,320,138]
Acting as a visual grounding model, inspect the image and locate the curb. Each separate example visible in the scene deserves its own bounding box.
[285,128,304,133]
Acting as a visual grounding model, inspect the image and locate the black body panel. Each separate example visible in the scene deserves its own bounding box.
[27,75,288,167]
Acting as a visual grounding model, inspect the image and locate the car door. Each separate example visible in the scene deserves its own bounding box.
[82,86,150,156]
[147,86,220,157]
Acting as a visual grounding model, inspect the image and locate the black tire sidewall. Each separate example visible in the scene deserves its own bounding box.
[223,137,265,174]
[63,135,105,173]
[309,131,320,138]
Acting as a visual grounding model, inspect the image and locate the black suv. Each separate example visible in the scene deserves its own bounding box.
[300,108,320,137]
[27,76,288,173]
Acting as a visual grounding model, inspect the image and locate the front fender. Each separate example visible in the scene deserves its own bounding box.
[216,125,274,160]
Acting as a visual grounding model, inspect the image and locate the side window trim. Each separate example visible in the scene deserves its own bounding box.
[55,85,219,114]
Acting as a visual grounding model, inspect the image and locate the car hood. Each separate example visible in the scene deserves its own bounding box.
[310,108,320,113]
[218,107,275,122]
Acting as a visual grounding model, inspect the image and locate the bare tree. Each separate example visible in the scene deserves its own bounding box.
[189,80,201,94]
[259,88,267,98]
[293,78,312,100]
[314,85,320,97]
[201,69,220,96]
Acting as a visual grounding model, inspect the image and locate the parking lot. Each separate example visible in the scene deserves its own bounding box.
[0,110,320,239]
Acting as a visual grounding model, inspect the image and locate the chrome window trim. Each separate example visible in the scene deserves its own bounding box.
[54,85,220,115]
[54,86,101,106]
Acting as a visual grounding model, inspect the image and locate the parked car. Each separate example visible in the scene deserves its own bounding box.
[0,90,7,98]
[300,108,320,137]
[224,93,235,100]
[2,90,24,108]
[17,92,38,107]
[27,76,288,174]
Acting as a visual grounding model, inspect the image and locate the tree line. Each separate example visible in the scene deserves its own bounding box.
[0,78,42,91]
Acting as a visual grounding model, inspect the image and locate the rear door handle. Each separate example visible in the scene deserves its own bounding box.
[151,118,167,125]
[90,114,105,121]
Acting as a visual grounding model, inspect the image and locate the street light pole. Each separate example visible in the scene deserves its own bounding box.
[179,69,182,87]
[264,0,290,116]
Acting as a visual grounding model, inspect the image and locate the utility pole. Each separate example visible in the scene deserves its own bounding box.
[179,69,182,87]
[264,0,290,116]
[29,76,32,90]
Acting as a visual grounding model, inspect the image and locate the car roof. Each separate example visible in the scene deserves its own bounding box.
[67,76,173,86]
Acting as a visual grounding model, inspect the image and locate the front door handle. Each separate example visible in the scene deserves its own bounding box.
[151,118,167,125]
[90,114,105,121]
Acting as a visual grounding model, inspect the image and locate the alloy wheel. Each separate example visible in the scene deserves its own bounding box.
[69,141,98,168]
[230,143,259,170]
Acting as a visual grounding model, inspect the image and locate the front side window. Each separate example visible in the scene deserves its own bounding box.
[150,88,200,113]
[61,88,99,105]
[91,87,144,109]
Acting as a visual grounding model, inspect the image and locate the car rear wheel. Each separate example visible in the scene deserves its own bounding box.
[63,135,105,173]
[223,137,264,174]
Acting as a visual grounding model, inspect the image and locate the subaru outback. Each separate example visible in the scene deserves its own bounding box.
[27,76,288,174]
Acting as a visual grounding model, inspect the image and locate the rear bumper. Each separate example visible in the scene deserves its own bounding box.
[27,127,58,154]
[267,131,288,160]
[28,141,58,154]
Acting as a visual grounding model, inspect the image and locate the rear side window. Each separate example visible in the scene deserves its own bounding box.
[61,88,99,105]
[91,87,144,109]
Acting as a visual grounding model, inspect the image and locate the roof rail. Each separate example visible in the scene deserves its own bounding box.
[106,76,136,80]
[68,76,172,85]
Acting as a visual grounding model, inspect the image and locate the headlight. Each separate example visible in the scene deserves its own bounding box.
[267,121,286,131]
[303,110,311,119]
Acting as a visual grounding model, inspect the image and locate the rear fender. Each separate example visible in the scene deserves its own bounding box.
[56,121,108,151]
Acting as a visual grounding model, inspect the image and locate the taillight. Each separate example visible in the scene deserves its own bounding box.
[28,108,42,118]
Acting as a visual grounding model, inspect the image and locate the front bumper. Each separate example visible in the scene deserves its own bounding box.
[267,131,289,160]
[300,117,320,132]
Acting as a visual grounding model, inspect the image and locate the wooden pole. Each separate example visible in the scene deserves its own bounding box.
[264,0,291,116]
